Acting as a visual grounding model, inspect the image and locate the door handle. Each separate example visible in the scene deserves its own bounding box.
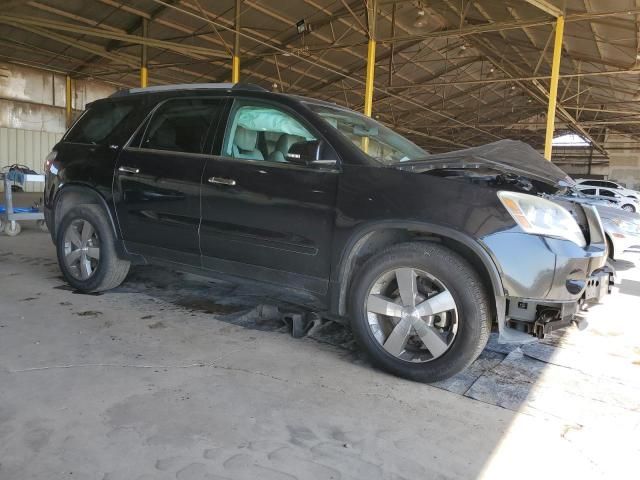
[208,177,236,186]
[119,166,140,174]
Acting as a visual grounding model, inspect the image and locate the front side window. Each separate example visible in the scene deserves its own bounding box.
[603,181,618,189]
[66,101,134,144]
[223,102,317,163]
[581,180,598,186]
[599,189,616,198]
[305,102,428,165]
[140,98,222,154]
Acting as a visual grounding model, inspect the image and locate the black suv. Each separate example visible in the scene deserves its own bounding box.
[44,83,612,382]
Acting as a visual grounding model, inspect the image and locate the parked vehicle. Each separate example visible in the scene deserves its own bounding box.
[548,190,640,260]
[43,83,613,383]
[575,178,640,200]
[576,185,638,212]
[600,209,640,259]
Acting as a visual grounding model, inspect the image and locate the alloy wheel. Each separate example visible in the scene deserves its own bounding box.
[63,219,101,280]
[365,268,458,363]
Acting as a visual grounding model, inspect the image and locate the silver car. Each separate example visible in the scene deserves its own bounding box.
[550,191,640,259]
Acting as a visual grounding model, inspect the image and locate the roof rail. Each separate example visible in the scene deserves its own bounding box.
[110,82,268,97]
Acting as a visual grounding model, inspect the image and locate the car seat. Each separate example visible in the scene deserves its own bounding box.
[268,134,305,162]
[232,126,264,160]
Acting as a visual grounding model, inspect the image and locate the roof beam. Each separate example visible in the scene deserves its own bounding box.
[523,0,563,17]
[0,14,227,58]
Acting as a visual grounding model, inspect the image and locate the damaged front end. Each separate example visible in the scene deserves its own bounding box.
[396,140,614,342]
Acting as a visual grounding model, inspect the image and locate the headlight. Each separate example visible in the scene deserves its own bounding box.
[612,218,640,235]
[498,191,586,247]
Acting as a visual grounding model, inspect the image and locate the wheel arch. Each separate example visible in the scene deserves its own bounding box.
[605,232,615,260]
[52,184,118,241]
[332,221,505,317]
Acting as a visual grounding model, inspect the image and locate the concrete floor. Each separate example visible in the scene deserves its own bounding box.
[1,220,639,480]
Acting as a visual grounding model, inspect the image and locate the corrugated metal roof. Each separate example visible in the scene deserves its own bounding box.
[0,0,638,159]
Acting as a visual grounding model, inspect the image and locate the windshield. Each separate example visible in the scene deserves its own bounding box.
[305,102,428,164]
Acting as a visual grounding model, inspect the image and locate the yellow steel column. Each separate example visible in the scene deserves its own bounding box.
[363,38,376,117]
[232,0,241,83]
[544,15,564,160]
[140,18,148,87]
[65,74,73,128]
[363,0,377,117]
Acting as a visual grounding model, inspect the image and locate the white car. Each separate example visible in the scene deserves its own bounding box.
[575,178,640,200]
[576,185,639,212]
[548,191,640,260]
[597,206,640,259]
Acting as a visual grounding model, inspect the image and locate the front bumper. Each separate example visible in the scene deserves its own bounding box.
[609,231,640,260]
[484,204,613,342]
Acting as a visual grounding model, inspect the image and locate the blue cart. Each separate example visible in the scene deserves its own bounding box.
[0,171,46,236]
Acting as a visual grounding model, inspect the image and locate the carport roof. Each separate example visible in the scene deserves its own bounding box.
[1,0,639,161]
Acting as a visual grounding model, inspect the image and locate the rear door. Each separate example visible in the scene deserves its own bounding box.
[200,98,339,293]
[113,97,225,265]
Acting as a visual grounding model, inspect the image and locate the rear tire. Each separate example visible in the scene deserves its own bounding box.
[349,242,491,383]
[56,204,130,292]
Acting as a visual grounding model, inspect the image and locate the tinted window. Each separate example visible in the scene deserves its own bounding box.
[602,181,618,189]
[581,188,597,195]
[306,102,428,164]
[581,180,598,186]
[66,101,134,144]
[599,189,616,197]
[141,98,223,154]
[223,102,317,163]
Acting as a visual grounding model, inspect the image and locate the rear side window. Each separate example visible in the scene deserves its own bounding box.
[66,101,134,144]
[140,98,223,154]
[581,188,597,195]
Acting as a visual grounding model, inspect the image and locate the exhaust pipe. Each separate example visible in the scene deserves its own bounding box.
[572,317,588,331]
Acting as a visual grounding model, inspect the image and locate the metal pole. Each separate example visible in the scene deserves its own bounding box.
[388,2,395,87]
[140,18,148,87]
[65,74,72,128]
[363,0,377,117]
[232,0,240,83]
[544,15,564,160]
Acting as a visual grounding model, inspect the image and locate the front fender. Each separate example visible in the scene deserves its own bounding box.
[330,220,506,317]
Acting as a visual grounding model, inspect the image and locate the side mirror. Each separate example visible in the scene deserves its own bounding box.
[286,140,338,168]
[286,140,321,165]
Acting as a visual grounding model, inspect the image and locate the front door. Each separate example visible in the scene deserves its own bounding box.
[114,97,225,265]
[200,99,339,294]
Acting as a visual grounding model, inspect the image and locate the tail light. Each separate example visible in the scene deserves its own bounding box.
[44,150,57,173]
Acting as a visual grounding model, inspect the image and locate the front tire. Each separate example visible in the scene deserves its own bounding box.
[349,242,491,383]
[622,204,636,212]
[56,204,130,292]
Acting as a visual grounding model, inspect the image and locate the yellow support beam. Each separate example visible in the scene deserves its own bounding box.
[232,0,240,83]
[140,66,148,88]
[363,0,377,117]
[363,38,376,117]
[544,15,564,160]
[65,74,72,128]
[140,18,148,87]
[232,55,240,84]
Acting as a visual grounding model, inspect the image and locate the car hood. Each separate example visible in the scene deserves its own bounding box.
[594,203,640,222]
[395,139,574,189]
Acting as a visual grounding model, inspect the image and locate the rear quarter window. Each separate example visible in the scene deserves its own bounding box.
[65,101,136,144]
